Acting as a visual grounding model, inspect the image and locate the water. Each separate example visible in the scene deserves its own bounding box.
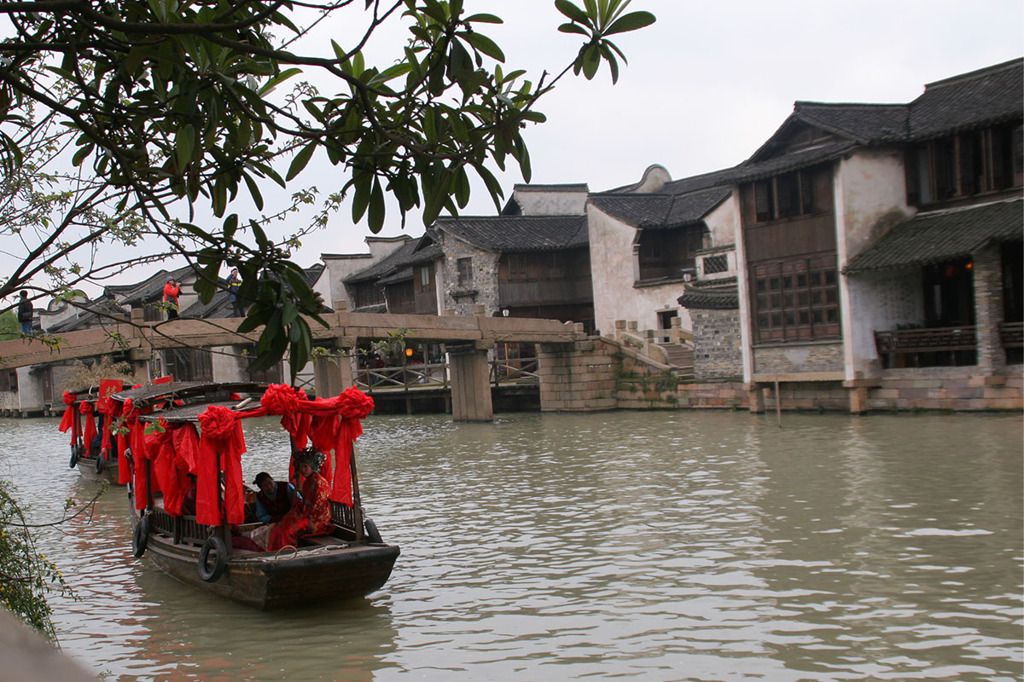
[0,410,1021,681]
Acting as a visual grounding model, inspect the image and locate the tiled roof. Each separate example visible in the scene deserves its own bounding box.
[792,102,909,144]
[908,59,1023,140]
[658,167,739,195]
[344,238,425,284]
[588,186,731,228]
[729,139,858,183]
[47,296,128,333]
[739,59,1022,178]
[844,198,1024,274]
[433,215,589,252]
[379,266,413,286]
[677,282,739,310]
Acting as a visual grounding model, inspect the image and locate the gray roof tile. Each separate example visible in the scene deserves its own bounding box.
[433,215,589,252]
[589,186,731,228]
[844,198,1023,273]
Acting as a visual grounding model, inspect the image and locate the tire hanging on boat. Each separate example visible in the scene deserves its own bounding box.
[69,445,79,469]
[364,517,383,544]
[132,515,149,558]
[198,536,228,582]
[95,453,106,474]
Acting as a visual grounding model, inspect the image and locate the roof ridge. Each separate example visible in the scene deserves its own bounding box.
[920,57,1023,92]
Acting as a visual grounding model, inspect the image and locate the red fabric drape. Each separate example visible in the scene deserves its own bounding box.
[79,401,97,452]
[58,392,77,445]
[124,400,151,510]
[149,421,178,516]
[166,424,200,517]
[196,405,246,526]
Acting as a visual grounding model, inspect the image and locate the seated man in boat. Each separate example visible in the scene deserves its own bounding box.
[252,472,299,524]
[267,448,333,551]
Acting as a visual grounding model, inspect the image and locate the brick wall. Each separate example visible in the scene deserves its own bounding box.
[754,342,844,374]
[537,338,619,412]
[691,308,743,380]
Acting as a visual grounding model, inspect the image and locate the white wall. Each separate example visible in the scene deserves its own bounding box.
[587,205,692,336]
[834,149,914,378]
[321,254,373,310]
[513,185,588,215]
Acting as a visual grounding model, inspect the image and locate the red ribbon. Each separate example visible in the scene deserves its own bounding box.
[196,405,246,526]
[79,401,97,452]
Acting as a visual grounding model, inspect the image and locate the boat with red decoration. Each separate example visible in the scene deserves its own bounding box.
[59,378,127,484]
[112,381,399,609]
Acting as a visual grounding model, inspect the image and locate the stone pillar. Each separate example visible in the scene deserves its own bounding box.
[973,246,1004,373]
[314,337,356,397]
[746,382,765,413]
[448,342,493,421]
[536,339,617,412]
[848,386,869,415]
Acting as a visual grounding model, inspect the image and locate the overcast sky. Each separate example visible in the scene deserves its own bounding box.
[5,1,1022,295]
[288,0,1023,262]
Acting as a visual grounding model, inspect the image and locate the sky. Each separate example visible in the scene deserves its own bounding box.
[4,0,1024,294]
[281,0,1023,264]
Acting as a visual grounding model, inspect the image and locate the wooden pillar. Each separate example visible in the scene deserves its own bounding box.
[448,342,493,422]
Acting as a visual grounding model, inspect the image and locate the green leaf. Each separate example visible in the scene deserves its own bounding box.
[605,10,656,36]
[464,13,503,24]
[555,0,590,24]
[259,67,303,95]
[368,177,385,233]
[286,140,317,181]
[464,32,505,62]
[175,124,195,170]
[557,23,590,36]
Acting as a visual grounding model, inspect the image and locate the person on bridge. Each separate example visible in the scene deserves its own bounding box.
[17,290,33,335]
[163,278,180,319]
[225,268,245,317]
[267,448,332,551]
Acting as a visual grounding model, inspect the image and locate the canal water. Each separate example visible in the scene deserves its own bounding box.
[0,410,1021,681]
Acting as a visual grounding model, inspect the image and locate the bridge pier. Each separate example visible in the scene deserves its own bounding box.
[313,337,356,398]
[447,342,493,421]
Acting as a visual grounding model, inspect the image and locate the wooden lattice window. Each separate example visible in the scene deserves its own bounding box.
[752,255,840,342]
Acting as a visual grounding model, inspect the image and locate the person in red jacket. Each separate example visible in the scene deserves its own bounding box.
[162,278,180,319]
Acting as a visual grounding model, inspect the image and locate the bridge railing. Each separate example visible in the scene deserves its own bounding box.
[490,358,539,385]
[353,358,539,392]
[355,362,449,392]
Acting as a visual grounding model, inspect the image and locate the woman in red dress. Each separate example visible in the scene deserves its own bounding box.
[267,448,332,551]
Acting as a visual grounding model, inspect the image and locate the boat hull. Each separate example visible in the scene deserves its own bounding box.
[130,508,400,609]
[74,453,121,485]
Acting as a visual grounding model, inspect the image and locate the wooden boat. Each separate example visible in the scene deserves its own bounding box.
[113,381,399,609]
[60,379,125,485]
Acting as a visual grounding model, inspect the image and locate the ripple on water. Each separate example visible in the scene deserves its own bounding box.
[0,411,1021,680]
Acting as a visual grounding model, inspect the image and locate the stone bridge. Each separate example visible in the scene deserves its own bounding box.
[0,309,614,421]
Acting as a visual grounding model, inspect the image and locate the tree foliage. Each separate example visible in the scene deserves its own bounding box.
[0,481,72,641]
[0,0,654,379]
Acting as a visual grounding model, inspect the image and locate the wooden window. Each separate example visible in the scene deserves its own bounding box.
[0,370,16,392]
[417,266,431,292]
[507,254,527,280]
[457,258,473,286]
[908,122,1024,206]
[751,255,841,343]
[748,167,826,224]
[355,283,384,308]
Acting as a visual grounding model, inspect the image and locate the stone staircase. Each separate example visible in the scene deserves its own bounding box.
[656,342,695,379]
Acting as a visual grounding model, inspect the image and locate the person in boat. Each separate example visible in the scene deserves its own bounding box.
[252,472,299,524]
[267,448,333,551]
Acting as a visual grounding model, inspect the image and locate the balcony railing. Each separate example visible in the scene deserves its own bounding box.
[875,326,977,368]
[1000,321,1024,348]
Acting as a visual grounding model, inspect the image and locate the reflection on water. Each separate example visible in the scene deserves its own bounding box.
[0,411,1021,681]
